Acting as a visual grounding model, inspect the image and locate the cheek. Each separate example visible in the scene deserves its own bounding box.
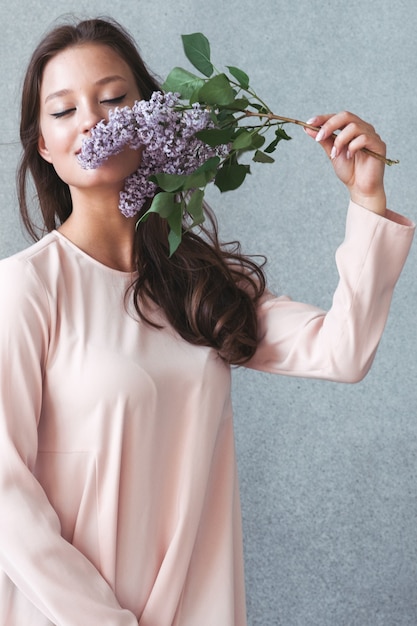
[126,145,143,173]
[39,123,67,163]
[112,145,143,177]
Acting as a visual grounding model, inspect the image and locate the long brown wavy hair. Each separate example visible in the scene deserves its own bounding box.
[18,17,266,364]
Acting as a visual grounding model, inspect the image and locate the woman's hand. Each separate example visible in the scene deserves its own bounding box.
[305,111,387,216]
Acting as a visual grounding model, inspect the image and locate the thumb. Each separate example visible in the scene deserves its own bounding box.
[304,117,336,159]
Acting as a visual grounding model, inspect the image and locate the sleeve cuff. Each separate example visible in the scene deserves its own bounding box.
[349,200,415,229]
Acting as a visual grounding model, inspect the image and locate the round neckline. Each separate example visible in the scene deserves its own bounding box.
[52,230,138,277]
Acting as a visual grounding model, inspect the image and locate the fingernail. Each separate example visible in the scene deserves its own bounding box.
[306,117,317,125]
[315,128,325,142]
[330,146,337,159]
[346,150,351,159]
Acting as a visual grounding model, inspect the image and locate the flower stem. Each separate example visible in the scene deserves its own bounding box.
[244,110,399,166]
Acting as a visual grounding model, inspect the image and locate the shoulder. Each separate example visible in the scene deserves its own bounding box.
[0,233,61,320]
[0,231,61,264]
[0,232,60,282]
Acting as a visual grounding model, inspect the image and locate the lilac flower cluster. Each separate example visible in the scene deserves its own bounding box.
[78,91,223,217]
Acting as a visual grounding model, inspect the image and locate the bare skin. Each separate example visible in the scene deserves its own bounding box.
[305,112,387,217]
[38,43,142,272]
[38,46,388,272]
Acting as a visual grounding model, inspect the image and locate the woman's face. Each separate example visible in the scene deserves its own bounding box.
[38,43,142,195]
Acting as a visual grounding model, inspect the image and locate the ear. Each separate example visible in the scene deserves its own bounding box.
[38,134,53,163]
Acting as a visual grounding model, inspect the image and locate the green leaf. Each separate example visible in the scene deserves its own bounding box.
[253,150,275,163]
[264,137,279,154]
[251,102,269,114]
[149,172,186,192]
[162,67,205,99]
[232,130,264,151]
[186,189,205,226]
[264,127,292,153]
[215,109,238,128]
[227,66,250,90]
[251,133,265,149]
[140,192,177,220]
[181,33,213,77]
[183,169,215,190]
[275,127,292,141]
[195,128,233,147]
[167,202,184,256]
[215,163,250,192]
[137,194,184,256]
[219,97,249,111]
[189,86,203,105]
[198,73,235,106]
[232,129,253,150]
[194,155,221,172]
[183,157,220,190]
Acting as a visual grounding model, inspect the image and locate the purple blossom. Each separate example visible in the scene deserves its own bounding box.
[78,92,224,217]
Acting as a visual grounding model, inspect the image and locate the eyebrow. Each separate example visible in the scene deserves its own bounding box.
[44,75,128,103]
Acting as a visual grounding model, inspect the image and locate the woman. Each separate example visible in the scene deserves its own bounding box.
[0,17,414,626]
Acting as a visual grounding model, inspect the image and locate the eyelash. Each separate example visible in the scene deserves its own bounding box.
[51,94,127,119]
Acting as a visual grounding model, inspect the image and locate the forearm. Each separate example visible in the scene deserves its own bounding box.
[0,449,138,625]
[349,188,387,217]
[247,202,415,380]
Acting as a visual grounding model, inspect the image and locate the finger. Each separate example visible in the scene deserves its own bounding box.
[305,113,353,158]
[304,114,337,159]
[334,128,386,160]
[311,111,362,142]
[313,112,372,148]
[304,114,334,139]
[308,112,386,161]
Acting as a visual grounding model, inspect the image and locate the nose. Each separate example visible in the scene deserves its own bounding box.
[80,103,104,135]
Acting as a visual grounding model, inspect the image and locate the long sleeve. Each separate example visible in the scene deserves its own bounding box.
[247,202,415,382]
[0,258,138,625]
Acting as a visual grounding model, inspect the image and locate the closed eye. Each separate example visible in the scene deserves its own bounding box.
[50,94,127,119]
[51,108,75,119]
[101,94,127,105]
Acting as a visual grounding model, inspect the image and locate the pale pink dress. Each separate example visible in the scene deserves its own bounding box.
[0,202,414,625]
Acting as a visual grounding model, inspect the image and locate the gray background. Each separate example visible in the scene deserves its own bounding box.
[1,1,416,625]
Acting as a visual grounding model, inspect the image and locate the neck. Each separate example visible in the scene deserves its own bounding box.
[59,193,137,272]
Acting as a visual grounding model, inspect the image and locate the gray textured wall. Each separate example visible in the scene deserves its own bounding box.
[1,1,416,625]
